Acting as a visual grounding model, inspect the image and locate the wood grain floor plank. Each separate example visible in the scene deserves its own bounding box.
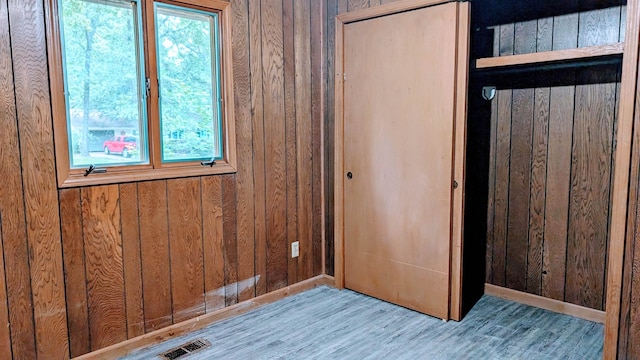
[59,189,90,357]
[167,178,205,323]
[295,0,313,281]
[119,183,144,339]
[8,0,69,356]
[223,175,239,306]
[0,0,36,357]
[232,0,256,303]
[283,0,298,286]
[81,185,127,350]
[138,181,172,331]
[262,0,288,293]
[310,0,324,276]
[249,0,268,297]
[202,176,225,312]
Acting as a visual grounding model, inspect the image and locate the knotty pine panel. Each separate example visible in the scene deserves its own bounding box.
[484,5,623,310]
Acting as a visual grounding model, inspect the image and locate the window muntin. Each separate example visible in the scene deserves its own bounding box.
[155,4,223,163]
[59,0,148,168]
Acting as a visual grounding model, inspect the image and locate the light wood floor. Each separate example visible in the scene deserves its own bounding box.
[123,286,603,359]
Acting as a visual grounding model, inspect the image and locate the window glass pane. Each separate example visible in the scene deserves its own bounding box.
[60,0,148,168]
[155,4,222,163]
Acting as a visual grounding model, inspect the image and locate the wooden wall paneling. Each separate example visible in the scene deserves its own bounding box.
[526,18,553,296]
[324,0,337,276]
[138,181,172,331]
[119,183,144,339]
[202,176,226,312]
[338,0,347,15]
[81,185,127,349]
[347,0,368,12]
[249,0,268,297]
[167,178,205,323]
[295,0,313,281]
[283,0,299,286]
[0,215,11,358]
[539,11,578,303]
[579,3,624,48]
[59,189,90,357]
[262,0,288,293]
[310,0,324,276]
[565,67,617,310]
[7,0,69,357]
[485,24,500,284]
[0,0,36,357]
[564,5,622,310]
[491,23,514,287]
[232,0,257,303]
[505,20,536,292]
[222,175,239,305]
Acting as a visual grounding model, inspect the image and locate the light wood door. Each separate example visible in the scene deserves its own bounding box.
[342,2,467,319]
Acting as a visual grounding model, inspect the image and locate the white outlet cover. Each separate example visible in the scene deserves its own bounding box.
[292,241,299,258]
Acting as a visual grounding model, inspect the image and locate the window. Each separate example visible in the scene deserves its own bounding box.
[47,0,236,187]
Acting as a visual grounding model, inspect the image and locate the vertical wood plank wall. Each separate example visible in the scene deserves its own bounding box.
[484,4,625,311]
[0,0,324,358]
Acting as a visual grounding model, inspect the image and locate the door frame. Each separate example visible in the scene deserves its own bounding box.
[333,0,470,321]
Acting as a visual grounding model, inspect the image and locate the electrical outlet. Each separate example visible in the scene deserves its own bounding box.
[291,241,299,258]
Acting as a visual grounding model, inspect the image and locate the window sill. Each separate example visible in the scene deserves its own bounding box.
[58,161,237,188]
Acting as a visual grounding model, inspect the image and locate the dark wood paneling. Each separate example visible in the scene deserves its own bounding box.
[232,0,256,303]
[310,0,324,277]
[0,216,10,358]
[283,0,299,286]
[202,176,225,312]
[138,180,172,331]
[324,0,337,276]
[262,0,288,293]
[0,1,36,358]
[119,183,144,339]
[81,185,127,350]
[484,5,622,310]
[565,70,616,310]
[222,175,239,306]
[8,0,69,357]
[167,178,205,323]
[60,189,90,357]
[347,0,368,12]
[250,0,268,297]
[525,18,552,296]
[295,0,313,281]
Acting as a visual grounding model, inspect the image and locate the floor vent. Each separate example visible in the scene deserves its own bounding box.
[159,339,211,359]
